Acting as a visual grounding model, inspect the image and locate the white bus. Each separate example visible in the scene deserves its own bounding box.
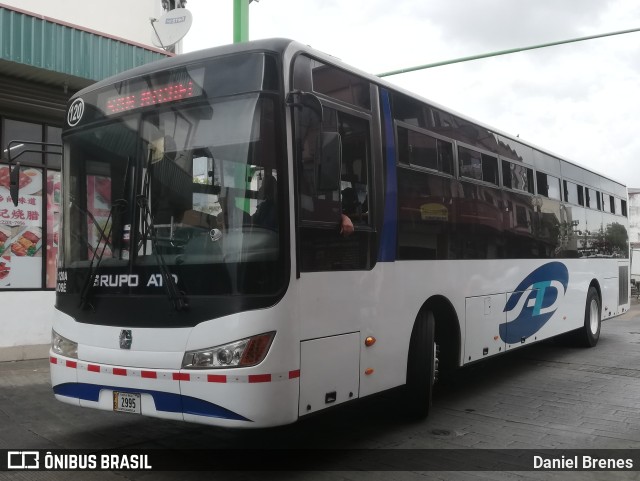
[48,39,630,428]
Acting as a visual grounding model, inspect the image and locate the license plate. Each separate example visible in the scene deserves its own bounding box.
[113,391,141,414]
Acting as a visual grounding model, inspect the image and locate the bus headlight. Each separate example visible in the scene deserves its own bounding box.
[182,332,275,369]
[51,329,78,359]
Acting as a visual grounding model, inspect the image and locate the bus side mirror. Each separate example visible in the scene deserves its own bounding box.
[288,89,341,192]
[9,162,21,207]
[317,132,342,192]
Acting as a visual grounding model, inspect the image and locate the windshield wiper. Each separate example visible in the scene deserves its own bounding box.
[78,199,128,310]
[137,151,189,311]
[136,195,188,311]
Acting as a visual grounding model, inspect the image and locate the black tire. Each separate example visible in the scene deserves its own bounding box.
[577,286,601,347]
[405,310,437,419]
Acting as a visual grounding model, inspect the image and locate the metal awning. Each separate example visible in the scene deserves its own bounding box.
[0,3,172,91]
[0,3,173,125]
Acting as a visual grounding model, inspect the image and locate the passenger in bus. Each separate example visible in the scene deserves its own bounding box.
[252,176,278,230]
[340,213,354,237]
[216,192,250,230]
[340,186,369,237]
[342,187,369,221]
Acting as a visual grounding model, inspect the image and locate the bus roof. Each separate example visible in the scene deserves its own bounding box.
[70,37,625,190]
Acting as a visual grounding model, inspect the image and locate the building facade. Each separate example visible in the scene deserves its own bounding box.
[0,1,174,361]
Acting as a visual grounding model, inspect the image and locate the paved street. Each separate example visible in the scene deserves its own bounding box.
[2,302,640,480]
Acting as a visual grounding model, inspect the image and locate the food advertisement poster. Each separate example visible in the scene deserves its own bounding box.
[46,171,61,288]
[0,165,44,288]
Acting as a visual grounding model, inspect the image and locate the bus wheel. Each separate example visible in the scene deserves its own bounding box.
[405,310,437,419]
[578,286,601,347]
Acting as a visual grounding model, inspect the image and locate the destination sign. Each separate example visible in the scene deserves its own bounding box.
[97,67,205,116]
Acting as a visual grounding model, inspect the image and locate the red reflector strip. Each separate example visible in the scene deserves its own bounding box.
[51,356,299,384]
[248,374,271,383]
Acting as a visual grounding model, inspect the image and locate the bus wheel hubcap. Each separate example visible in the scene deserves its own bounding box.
[589,299,599,334]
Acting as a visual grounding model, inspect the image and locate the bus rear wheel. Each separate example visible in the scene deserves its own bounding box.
[405,310,438,419]
[577,286,601,347]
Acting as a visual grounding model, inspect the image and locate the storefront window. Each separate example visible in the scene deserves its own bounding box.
[0,117,61,289]
[2,119,43,163]
[46,126,63,169]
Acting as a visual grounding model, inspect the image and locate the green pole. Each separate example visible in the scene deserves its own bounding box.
[377,27,640,77]
[233,0,249,43]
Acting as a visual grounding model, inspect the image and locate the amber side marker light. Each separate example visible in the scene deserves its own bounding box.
[365,336,376,347]
[365,368,374,375]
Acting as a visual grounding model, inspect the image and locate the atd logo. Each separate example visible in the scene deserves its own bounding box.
[500,262,569,344]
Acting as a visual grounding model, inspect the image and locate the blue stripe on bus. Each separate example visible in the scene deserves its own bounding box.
[378,88,397,262]
[53,383,250,421]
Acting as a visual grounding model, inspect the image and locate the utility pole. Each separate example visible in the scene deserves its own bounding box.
[233,0,255,43]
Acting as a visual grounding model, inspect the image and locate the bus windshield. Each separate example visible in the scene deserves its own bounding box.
[60,92,285,307]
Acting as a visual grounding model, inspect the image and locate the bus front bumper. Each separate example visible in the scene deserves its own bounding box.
[50,353,300,428]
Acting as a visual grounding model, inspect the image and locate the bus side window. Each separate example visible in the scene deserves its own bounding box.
[298,107,373,272]
[336,112,370,225]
